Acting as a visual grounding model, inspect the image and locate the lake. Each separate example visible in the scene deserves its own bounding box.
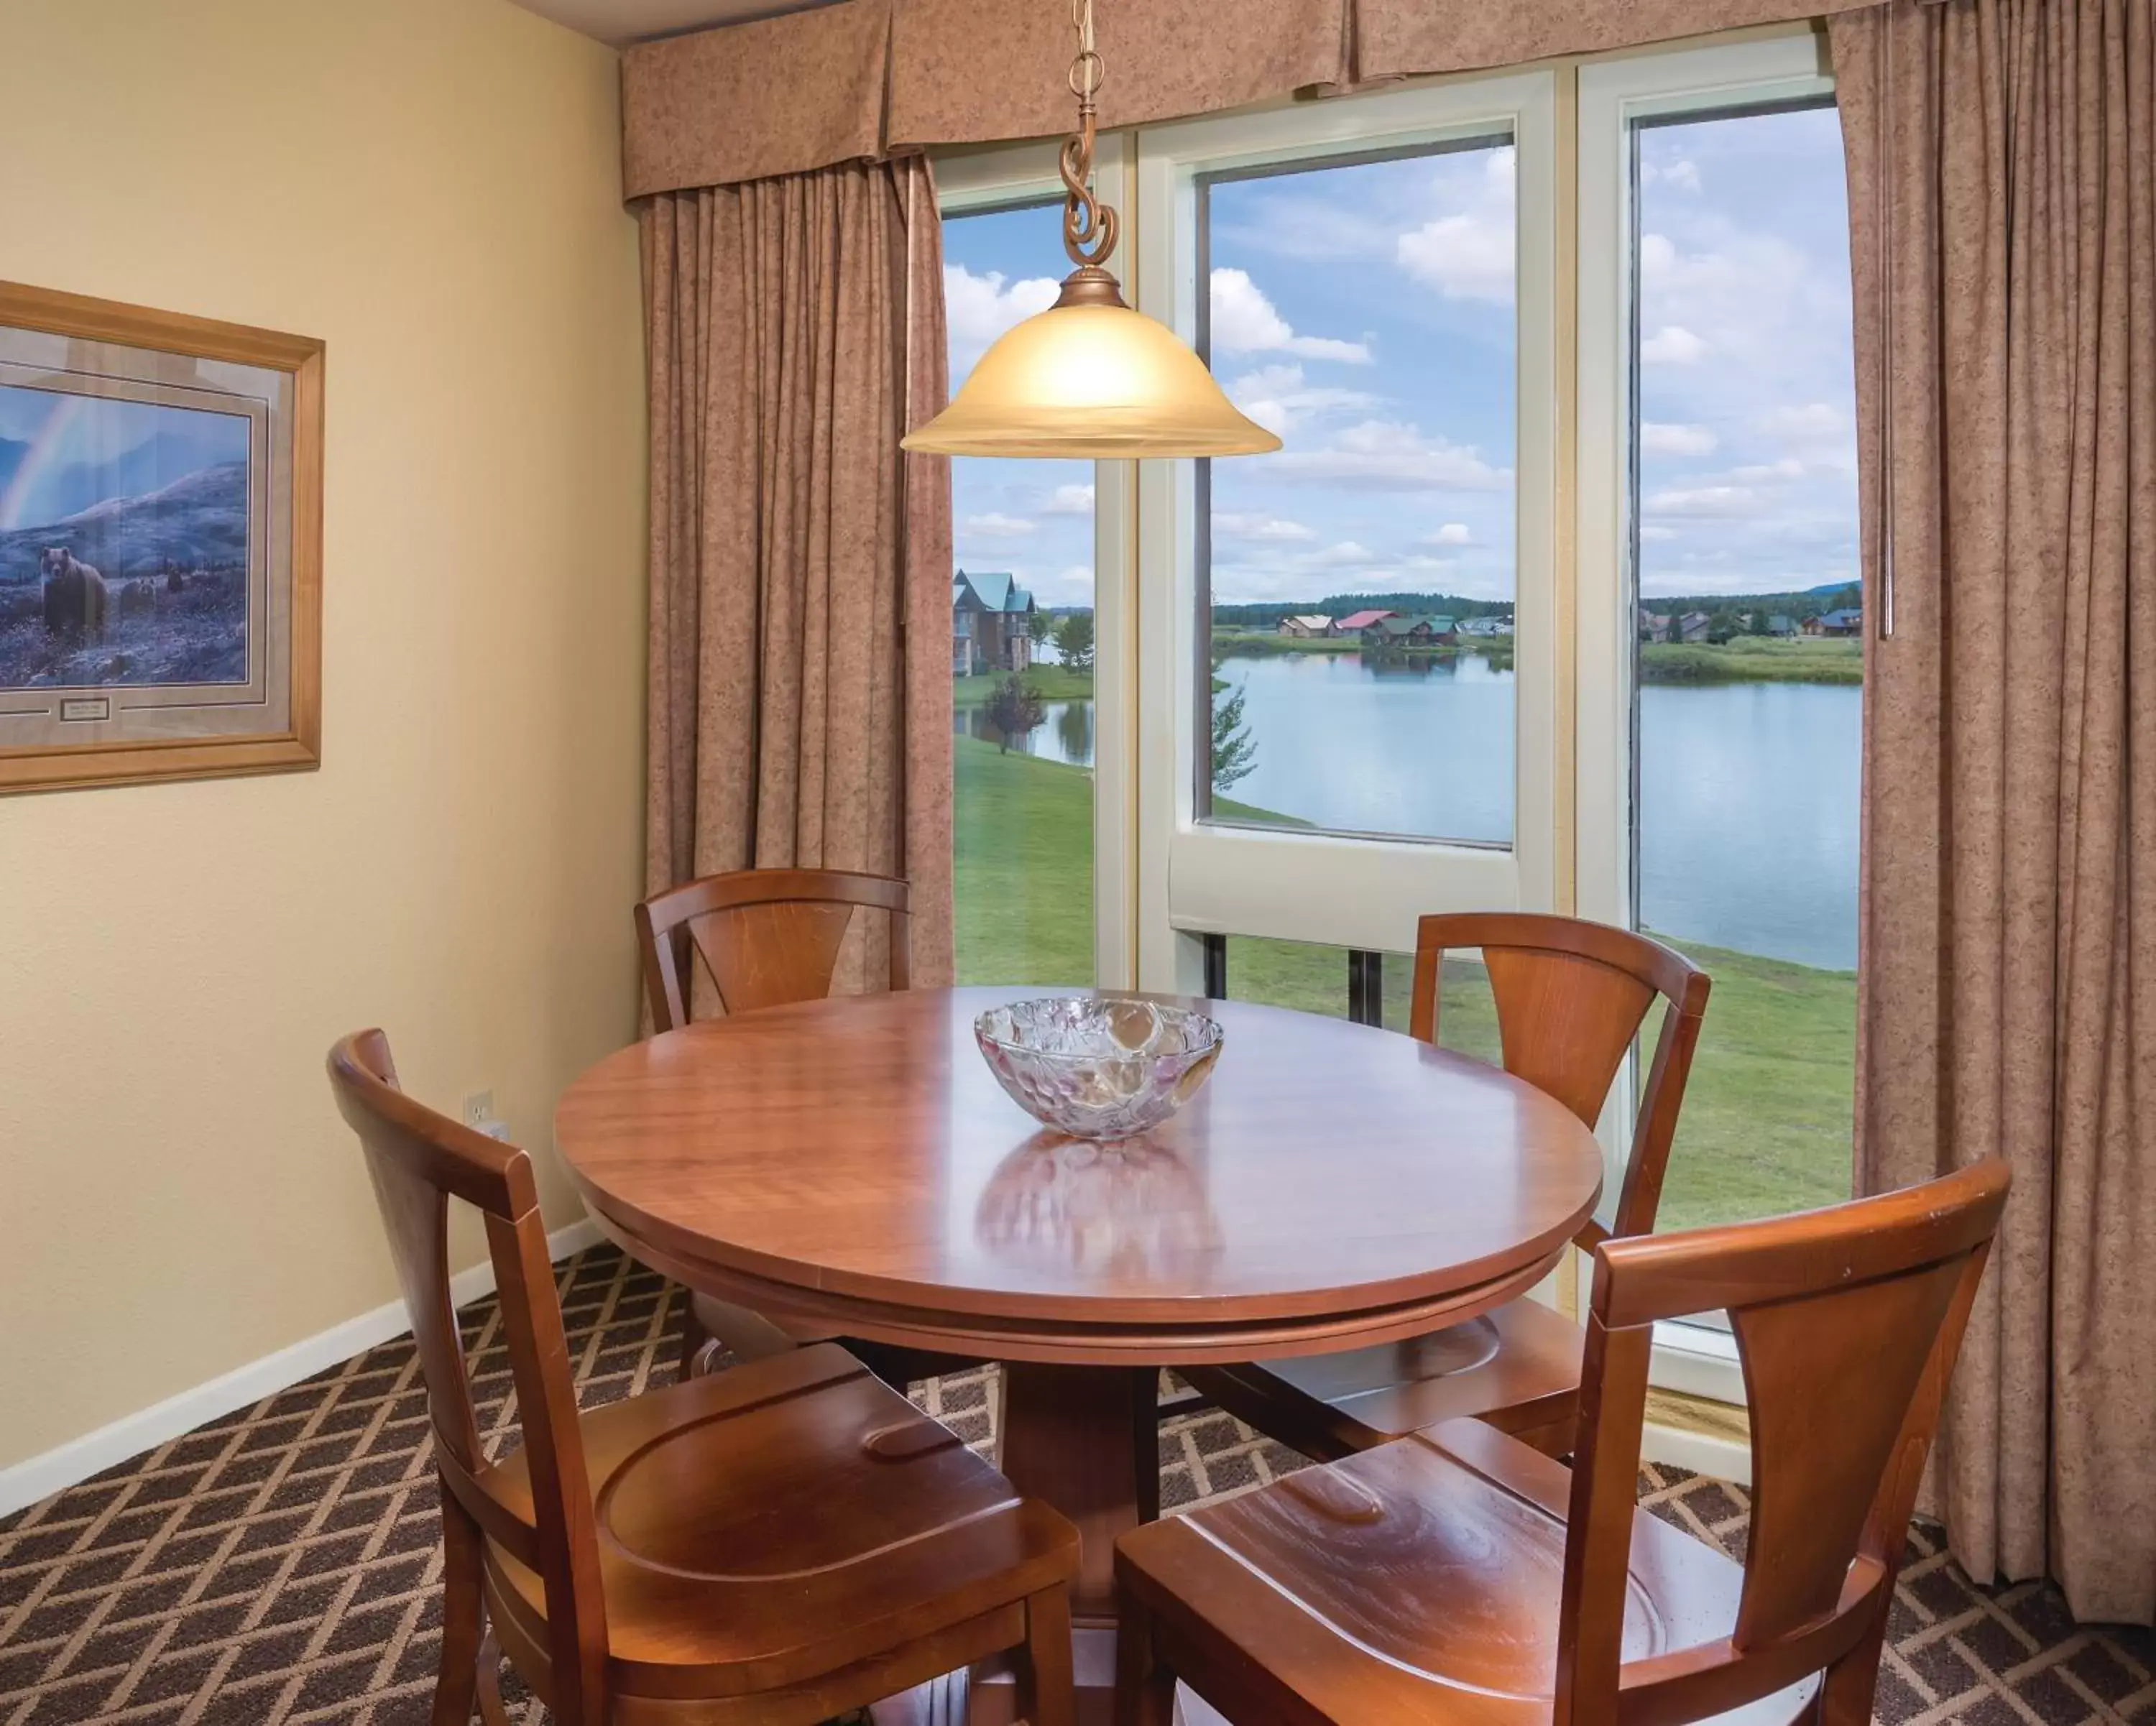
[965,650,1861,972]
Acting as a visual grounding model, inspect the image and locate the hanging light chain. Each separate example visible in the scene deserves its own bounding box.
[1059,0,1119,269]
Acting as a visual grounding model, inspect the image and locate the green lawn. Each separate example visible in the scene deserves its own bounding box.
[953,733,1854,1232]
[1640,636,1861,685]
[953,665,1095,706]
[954,735,1096,984]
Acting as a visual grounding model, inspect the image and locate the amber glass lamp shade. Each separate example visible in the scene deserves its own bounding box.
[903,269,1280,459]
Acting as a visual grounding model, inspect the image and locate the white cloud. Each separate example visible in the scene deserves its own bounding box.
[1759,402,1844,438]
[1641,422,1718,456]
[1395,147,1516,304]
[1225,363,1381,438]
[1270,420,1511,492]
[1730,458,1806,482]
[1304,540,1385,568]
[962,512,1036,538]
[1643,484,1757,517]
[945,263,1059,374]
[1214,510,1317,543]
[1643,159,1702,193]
[1210,269,1373,363]
[1041,483,1096,515]
[1426,522,1474,546]
[1639,524,1681,543]
[1641,325,1709,366]
[1049,563,1094,601]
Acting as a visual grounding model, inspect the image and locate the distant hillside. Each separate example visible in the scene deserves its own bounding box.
[0,461,247,583]
[1212,591,1516,628]
[1646,581,1861,617]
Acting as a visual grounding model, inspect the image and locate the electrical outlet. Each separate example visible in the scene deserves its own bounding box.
[462,1089,512,1141]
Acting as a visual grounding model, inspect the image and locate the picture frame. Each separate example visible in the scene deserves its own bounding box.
[0,280,322,795]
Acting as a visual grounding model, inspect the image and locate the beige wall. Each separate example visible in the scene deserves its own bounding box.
[0,0,646,1469]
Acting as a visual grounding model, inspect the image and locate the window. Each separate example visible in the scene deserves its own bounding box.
[1624,98,1859,1234]
[944,199,1098,986]
[936,43,1856,1389]
[1196,142,1519,846]
[1134,74,1560,996]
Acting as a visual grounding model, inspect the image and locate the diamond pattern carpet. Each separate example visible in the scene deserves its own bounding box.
[3,1245,2152,1725]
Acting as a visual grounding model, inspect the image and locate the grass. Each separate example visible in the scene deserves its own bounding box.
[953,665,1095,706]
[953,734,1096,985]
[954,732,1855,1232]
[1639,636,1861,686]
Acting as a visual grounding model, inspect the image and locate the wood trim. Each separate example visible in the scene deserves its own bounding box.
[578,1198,1570,1367]
[0,280,324,796]
[0,1218,599,1519]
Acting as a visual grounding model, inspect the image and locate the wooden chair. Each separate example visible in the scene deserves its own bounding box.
[1116,1160,2012,1726]
[635,867,913,1030]
[1184,913,1710,1460]
[328,1029,1079,1726]
[635,867,965,1387]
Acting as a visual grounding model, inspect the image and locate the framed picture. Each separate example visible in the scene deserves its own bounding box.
[0,281,321,794]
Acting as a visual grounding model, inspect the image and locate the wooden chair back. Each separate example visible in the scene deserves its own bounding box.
[326,1030,610,1725]
[1552,1160,2011,1726]
[635,867,913,1030]
[1409,913,1710,1242]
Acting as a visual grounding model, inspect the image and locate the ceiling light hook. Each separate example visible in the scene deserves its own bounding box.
[1059,0,1118,270]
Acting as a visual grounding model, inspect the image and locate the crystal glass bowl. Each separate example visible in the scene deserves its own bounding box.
[974,997,1224,1142]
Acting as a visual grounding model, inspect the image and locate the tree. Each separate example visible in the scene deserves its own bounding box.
[1210,669,1258,793]
[983,673,1045,754]
[1054,609,1096,674]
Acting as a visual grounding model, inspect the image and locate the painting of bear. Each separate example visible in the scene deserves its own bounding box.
[0,384,250,689]
[39,548,108,641]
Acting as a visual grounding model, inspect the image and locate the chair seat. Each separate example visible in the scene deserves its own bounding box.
[483,1344,1077,1700]
[1188,1296,1587,1462]
[1115,1419,1817,1726]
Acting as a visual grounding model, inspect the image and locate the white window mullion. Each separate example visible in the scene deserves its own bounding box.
[1132,74,1562,974]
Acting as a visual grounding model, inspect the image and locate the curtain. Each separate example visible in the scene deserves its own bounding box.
[619,0,1885,198]
[1833,0,2156,1623]
[641,157,955,1003]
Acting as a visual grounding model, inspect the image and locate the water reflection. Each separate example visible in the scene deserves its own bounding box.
[1217,650,1516,845]
[953,699,1095,767]
[975,1134,1220,1278]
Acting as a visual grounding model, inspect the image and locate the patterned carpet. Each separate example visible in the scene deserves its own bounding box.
[3,1245,2152,1725]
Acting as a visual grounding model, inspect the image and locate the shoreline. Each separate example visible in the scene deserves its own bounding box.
[959,632,1864,701]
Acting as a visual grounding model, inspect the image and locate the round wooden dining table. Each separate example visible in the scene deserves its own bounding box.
[555,985,1606,1726]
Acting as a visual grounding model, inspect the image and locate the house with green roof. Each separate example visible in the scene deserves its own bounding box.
[953,569,1037,676]
[1361,613,1458,647]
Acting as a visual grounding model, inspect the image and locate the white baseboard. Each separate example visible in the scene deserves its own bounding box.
[0,1217,602,1521]
[1641,1418,1753,1486]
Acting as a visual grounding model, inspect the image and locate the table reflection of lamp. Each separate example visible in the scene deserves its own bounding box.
[976,1134,1222,1280]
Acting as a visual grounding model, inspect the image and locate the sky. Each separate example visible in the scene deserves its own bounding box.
[943,101,1858,610]
[0,386,249,532]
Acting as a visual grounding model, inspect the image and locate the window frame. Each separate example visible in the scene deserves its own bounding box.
[933,30,1851,1438]
[1575,32,1841,1406]
[1131,74,1562,993]
[936,139,1139,989]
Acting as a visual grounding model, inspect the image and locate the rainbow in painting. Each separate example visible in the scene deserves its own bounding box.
[0,383,252,690]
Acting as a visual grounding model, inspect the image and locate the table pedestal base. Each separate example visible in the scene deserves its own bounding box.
[873,1361,1210,1726]
[872,1659,1225,1726]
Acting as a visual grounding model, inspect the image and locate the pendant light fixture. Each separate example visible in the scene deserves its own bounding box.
[902,0,1281,459]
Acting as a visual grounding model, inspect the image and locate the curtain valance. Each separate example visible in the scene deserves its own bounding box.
[621,0,1879,200]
